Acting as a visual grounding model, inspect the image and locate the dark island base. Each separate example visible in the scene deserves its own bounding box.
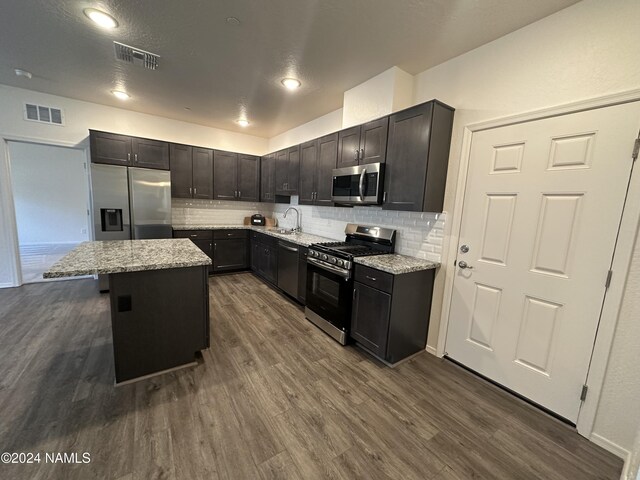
[108,266,210,384]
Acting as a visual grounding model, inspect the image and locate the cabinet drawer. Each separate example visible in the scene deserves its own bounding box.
[250,231,277,246]
[213,229,247,240]
[173,230,213,240]
[354,265,393,294]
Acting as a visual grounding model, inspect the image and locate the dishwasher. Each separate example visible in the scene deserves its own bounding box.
[277,241,299,298]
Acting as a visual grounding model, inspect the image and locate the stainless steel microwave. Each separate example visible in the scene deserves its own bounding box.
[331,163,384,205]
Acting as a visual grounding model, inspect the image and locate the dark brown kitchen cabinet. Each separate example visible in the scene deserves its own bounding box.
[260,154,276,202]
[213,230,248,272]
[170,144,213,199]
[275,146,299,195]
[90,131,131,166]
[90,130,169,170]
[351,282,392,358]
[172,230,213,274]
[213,150,238,200]
[250,232,278,285]
[336,117,388,168]
[214,151,260,202]
[351,264,435,365]
[237,154,260,201]
[297,247,308,304]
[299,133,337,206]
[131,137,170,170]
[383,101,454,212]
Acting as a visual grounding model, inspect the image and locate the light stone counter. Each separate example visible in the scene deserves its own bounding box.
[43,239,212,278]
[354,254,440,275]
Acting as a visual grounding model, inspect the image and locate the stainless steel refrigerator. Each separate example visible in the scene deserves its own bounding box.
[91,164,172,291]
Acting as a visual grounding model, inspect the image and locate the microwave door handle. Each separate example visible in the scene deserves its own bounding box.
[358,168,366,201]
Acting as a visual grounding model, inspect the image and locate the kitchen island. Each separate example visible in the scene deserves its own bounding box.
[44,239,211,384]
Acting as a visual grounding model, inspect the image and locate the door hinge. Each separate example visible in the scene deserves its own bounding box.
[580,384,588,402]
[605,269,613,289]
[632,135,640,162]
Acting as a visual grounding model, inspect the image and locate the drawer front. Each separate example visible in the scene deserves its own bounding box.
[173,230,213,240]
[213,229,248,240]
[250,231,277,247]
[354,264,393,294]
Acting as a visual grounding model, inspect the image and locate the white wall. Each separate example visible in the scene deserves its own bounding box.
[342,66,414,128]
[408,0,640,456]
[268,108,343,153]
[0,84,269,286]
[9,142,89,245]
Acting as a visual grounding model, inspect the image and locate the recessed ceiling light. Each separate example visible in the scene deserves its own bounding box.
[14,69,32,79]
[281,78,301,90]
[184,107,191,111]
[236,119,250,127]
[111,90,130,100]
[84,8,119,29]
[225,17,241,26]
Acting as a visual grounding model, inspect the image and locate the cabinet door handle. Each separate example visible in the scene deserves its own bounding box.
[227,233,233,237]
[134,153,138,163]
[383,191,387,202]
[365,275,377,281]
[238,190,241,198]
[360,148,364,160]
[354,149,359,161]
[214,243,216,250]
[127,153,131,162]
[194,187,197,195]
[190,234,197,238]
[189,187,193,196]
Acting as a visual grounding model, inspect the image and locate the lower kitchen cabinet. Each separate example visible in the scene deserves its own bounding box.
[297,247,308,304]
[173,230,213,274]
[213,230,249,272]
[351,264,435,364]
[250,232,278,284]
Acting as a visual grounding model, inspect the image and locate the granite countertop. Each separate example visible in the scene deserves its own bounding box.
[172,224,334,247]
[354,254,440,275]
[43,239,212,279]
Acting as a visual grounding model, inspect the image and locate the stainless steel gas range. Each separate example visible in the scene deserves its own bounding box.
[304,224,396,344]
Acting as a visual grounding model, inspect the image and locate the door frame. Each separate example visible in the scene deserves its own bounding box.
[436,88,640,442]
[0,134,91,287]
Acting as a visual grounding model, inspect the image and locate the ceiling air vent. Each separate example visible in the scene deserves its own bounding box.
[23,103,64,126]
[114,41,159,70]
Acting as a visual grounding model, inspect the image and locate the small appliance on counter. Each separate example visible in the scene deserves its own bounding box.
[251,214,266,226]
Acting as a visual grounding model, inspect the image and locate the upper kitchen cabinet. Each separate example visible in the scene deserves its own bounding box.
[90,130,169,170]
[169,144,213,199]
[383,101,454,213]
[275,145,300,196]
[213,150,238,201]
[214,151,260,202]
[90,131,131,166]
[131,137,170,170]
[336,117,388,168]
[237,154,260,202]
[299,133,337,206]
[260,153,276,202]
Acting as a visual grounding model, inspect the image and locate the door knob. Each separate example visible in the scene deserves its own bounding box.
[458,261,473,270]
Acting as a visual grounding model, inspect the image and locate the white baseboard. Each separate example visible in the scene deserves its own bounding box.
[425,345,438,356]
[590,432,630,460]
[0,282,16,289]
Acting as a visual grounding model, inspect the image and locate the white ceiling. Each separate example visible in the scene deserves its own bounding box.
[0,0,580,137]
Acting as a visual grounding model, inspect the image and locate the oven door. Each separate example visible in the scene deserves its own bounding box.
[332,163,384,205]
[305,258,353,336]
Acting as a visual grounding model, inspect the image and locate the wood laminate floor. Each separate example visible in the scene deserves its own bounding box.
[0,273,623,480]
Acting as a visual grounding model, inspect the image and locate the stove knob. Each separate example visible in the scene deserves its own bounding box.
[336,259,344,267]
[321,254,328,261]
[330,257,337,264]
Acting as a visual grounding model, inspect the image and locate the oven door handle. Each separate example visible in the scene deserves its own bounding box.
[358,168,367,201]
[307,257,351,279]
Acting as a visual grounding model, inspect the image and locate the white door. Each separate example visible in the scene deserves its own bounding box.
[446,102,640,422]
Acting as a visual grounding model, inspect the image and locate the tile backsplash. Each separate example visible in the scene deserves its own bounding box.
[171,197,445,262]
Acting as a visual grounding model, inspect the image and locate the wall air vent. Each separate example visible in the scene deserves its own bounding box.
[23,103,64,126]
[114,41,159,70]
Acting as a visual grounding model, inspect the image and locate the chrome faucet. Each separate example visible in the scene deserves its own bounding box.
[283,207,301,232]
